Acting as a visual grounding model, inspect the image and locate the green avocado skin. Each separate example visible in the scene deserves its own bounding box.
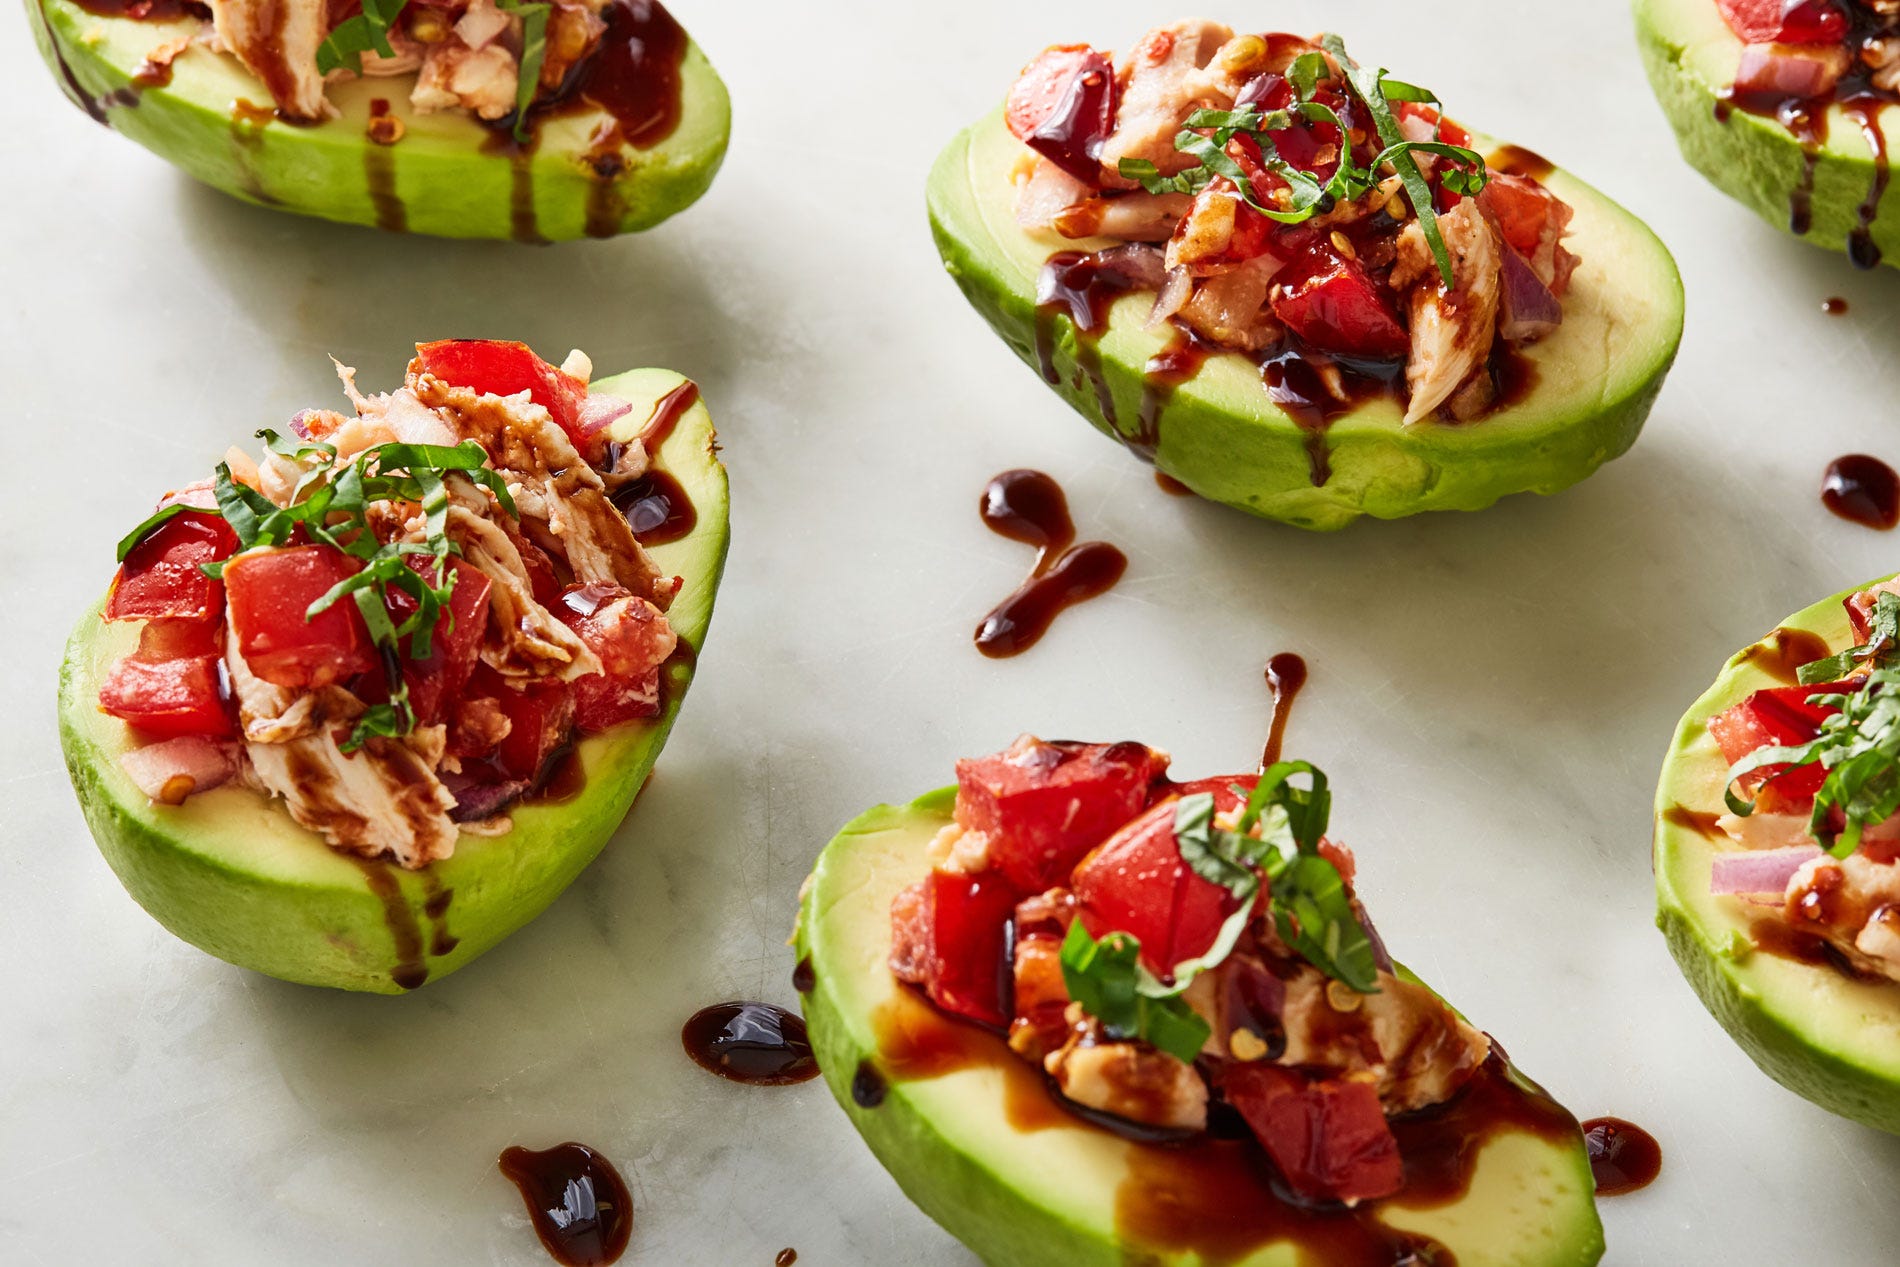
[927,112,1682,531]
[796,790,1604,1267]
[57,370,728,993]
[1633,0,1898,265]
[27,0,730,240]
[1655,576,1900,1133]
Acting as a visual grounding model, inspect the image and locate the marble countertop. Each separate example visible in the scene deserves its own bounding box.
[6,1,1900,1262]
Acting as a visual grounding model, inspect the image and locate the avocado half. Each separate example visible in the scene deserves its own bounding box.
[27,0,729,239]
[927,110,1683,531]
[1655,576,1900,1132]
[57,369,728,993]
[1634,0,1897,267]
[794,789,1605,1266]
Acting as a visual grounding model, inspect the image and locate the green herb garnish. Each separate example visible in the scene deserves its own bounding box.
[1056,760,1381,1061]
[1057,921,1211,1064]
[316,0,409,76]
[1118,36,1485,289]
[198,433,517,752]
[497,0,552,144]
[1726,592,1900,858]
[114,503,194,562]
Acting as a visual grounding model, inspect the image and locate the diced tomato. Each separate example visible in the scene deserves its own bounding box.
[518,539,564,609]
[1269,245,1409,361]
[553,583,674,733]
[223,545,377,691]
[1478,174,1566,261]
[412,339,589,446]
[1223,1064,1404,1203]
[1708,680,1859,807]
[456,664,574,782]
[1396,101,1471,150]
[107,511,238,624]
[1072,799,1244,979]
[955,737,1168,893]
[887,871,1019,1029]
[373,556,492,727]
[1165,773,1258,813]
[1004,44,1117,184]
[1716,0,1847,44]
[98,622,235,740]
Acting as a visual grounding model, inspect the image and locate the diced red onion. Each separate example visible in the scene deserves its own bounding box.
[1147,266,1192,328]
[1734,42,1847,100]
[1498,246,1563,342]
[120,737,238,806]
[1092,242,1168,290]
[578,393,636,437]
[1710,846,1822,895]
[288,409,320,440]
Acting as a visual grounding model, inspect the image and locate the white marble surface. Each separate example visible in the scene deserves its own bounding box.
[6,1,1900,1263]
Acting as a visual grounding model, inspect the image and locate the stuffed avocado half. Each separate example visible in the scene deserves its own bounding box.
[28,0,729,239]
[795,742,1604,1266]
[1656,575,1900,1132]
[928,21,1682,531]
[59,346,728,992]
[1635,0,1900,269]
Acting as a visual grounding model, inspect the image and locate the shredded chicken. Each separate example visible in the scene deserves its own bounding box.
[1277,967,1490,1112]
[207,0,330,120]
[1391,203,1504,425]
[1100,20,1237,177]
[1046,1008,1210,1130]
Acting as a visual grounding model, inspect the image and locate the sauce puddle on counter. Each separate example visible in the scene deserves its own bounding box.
[498,1142,634,1266]
[973,469,1126,658]
[1581,1117,1662,1196]
[1822,454,1900,529]
[681,1001,820,1085]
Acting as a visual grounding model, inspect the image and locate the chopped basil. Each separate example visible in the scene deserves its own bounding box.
[1115,35,1485,289]
[497,0,553,144]
[1057,921,1211,1065]
[316,0,410,77]
[113,503,193,563]
[128,430,519,752]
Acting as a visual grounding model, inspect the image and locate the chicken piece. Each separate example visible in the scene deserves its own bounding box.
[1006,933,1073,1061]
[1390,202,1503,425]
[443,483,601,682]
[1055,192,1195,242]
[1278,966,1489,1112]
[1099,19,1237,177]
[413,41,520,120]
[1175,259,1282,353]
[207,0,330,120]
[1783,853,1900,981]
[1045,1009,1209,1130]
[1014,157,1093,233]
[410,376,670,605]
[540,3,608,89]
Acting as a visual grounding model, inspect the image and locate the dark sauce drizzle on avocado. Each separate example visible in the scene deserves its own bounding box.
[973,469,1127,658]
[605,382,701,546]
[1717,12,1898,267]
[1035,224,1536,488]
[64,0,687,239]
[1735,626,1832,683]
[1580,1117,1662,1196]
[680,1002,820,1086]
[497,1142,634,1266]
[348,858,430,990]
[1822,453,1900,528]
[863,988,1584,1265]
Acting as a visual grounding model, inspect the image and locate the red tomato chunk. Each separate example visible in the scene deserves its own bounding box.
[1224,1064,1404,1203]
[98,622,235,740]
[107,511,239,624]
[1072,798,1241,978]
[1716,0,1847,44]
[554,583,674,733]
[372,556,493,727]
[413,339,589,446]
[890,870,1021,1029]
[1269,246,1410,361]
[954,737,1168,893]
[224,545,376,690]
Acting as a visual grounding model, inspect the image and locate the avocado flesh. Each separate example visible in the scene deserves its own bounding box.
[794,790,1605,1267]
[56,369,729,993]
[926,110,1683,532]
[1634,0,1899,266]
[1655,576,1900,1132]
[27,0,729,240]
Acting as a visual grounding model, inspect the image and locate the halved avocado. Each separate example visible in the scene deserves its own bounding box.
[927,109,1684,531]
[27,0,729,239]
[794,789,1605,1266]
[56,369,729,993]
[1634,0,1897,267]
[1655,576,1900,1132]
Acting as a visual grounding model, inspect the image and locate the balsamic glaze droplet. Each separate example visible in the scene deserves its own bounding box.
[850,1060,887,1108]
[1823,296,1850,315]
[974,470,1126,658]
[775,1250,798,1267]
[680,1002,820,1085]
[1261,652,1308,770]
[1822,454,1900,529]
[497,1142,634,1266]
[791,956,815,993]
[1581,1117,1662,1196]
